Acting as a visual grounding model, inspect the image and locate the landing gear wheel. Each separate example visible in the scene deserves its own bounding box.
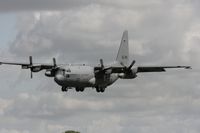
[96,87,105,93]
[80,88,84,92]
[96,88,100,93]
[76,87,85,92]
[75,88,80,92]
[61,87,67,92]
[100,88,105,92]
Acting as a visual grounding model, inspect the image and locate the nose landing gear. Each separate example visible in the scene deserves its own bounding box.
[61,87,68,92]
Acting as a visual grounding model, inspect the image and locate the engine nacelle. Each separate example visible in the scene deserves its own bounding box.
[118,73,137,79]
[118,68,137,79]
[45,70,54,77]
[31,66,42,72]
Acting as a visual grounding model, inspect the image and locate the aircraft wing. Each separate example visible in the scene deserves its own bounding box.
[0,62,28,66]
[137,66,191,73]
[0,61,54,69]
[95,65,191,74]
[0,56,57,78]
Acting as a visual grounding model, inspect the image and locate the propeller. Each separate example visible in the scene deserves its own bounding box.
[53,58,56,67]
[29,56,57,78]
[100,59,104,69]
[29,56,33,79]
[30,71,33,79]
[51,57,57,76]
[122,60,136,74]
[127,60,136,70]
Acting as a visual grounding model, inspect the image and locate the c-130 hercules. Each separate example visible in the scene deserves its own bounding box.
[0,31,191,93]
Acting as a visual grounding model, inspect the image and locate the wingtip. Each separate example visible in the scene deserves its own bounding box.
[185,66,192,69]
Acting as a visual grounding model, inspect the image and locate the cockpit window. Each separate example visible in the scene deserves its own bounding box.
[58,69,65,75]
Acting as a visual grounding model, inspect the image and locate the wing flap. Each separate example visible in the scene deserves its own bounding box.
[137,66,191,73]
[137,67,165,72]
[94,65,191,74]
[94,66,125,74]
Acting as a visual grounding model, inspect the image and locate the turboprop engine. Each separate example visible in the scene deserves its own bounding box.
[45,70,55,77]
[118,68,137,79]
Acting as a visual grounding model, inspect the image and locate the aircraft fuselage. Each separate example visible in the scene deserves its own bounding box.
[53,65,119,89]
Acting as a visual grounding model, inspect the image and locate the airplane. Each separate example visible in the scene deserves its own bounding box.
[0,31,191,93]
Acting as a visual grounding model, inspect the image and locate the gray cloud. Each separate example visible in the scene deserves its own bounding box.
[0,0,92,12]
[9,1,200,65]
[0,0,176,12]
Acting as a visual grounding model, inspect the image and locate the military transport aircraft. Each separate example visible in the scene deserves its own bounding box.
[0,31,191,93]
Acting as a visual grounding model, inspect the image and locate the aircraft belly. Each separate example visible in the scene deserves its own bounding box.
[55,73,94,87]
[95,74,119,87]
[108,74,119,85]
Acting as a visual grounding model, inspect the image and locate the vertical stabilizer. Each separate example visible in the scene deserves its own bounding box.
[116,30,129,66]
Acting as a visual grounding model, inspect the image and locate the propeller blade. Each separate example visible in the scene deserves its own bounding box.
[29,56,33,66]
[31,71,33,79]
[128,60,136,70]
[53,58,56,67]
[100,59,104,69]
[29,56,33,79]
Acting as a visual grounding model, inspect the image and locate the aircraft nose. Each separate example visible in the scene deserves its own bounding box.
[54,74,65,85]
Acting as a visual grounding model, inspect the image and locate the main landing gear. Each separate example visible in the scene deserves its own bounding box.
[75,87,85,92]
[61,87,85,92]
[96,86,105,93]
[61,86,105,93]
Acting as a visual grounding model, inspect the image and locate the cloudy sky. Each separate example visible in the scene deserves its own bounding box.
[0,0,199,133]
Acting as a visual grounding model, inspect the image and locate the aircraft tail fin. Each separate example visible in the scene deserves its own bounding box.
[116,30,129,67]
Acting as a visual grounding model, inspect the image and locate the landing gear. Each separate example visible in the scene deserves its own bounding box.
[101,88,105,92]
[75,87,85,92]
[61,87,68,92]
[75,88,79,92]
[96,86,105,93]
[61,87,85,92]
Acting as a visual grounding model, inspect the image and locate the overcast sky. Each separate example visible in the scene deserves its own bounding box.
[0,0,199,133]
